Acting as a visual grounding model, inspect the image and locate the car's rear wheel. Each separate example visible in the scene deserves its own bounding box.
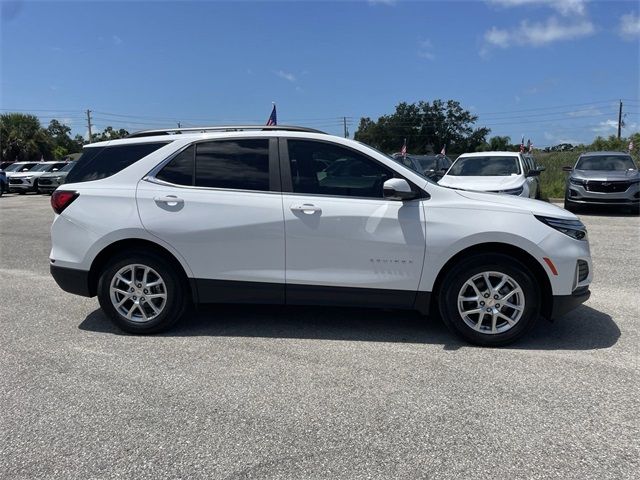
[439,253,540,346]
[97,251,188,334]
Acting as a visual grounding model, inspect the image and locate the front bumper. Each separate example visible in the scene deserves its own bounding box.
[50,264,93,297]
[551,287,590,319]
[566,182,640,205]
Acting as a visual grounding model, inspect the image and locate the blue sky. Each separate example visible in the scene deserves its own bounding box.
[1,0,639,146]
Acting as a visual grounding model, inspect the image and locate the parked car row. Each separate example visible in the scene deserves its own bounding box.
[393,151,544,199]
[0,160,77,195]
[393,150,638,212]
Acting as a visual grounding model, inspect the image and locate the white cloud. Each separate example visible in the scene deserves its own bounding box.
[275,70,296,82]
[418,39,435,60]
[567,107,602,117]
[112,35,123,45]
[619,12,640,39]
[487,0,586,16]
[482,16,594,52]
[593,119,639,134]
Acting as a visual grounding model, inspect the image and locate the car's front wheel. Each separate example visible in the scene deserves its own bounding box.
[97,251,188,334]
[439,253,540,346]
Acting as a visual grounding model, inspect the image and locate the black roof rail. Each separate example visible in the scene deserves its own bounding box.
[127,125,326,138]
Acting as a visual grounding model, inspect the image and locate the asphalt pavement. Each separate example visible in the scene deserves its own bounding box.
[1,194,638,479]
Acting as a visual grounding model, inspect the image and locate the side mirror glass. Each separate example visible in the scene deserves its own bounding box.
[383,178,418,201]
[527,169,541,177]
[537,166,546,172]
[562,166,573,172]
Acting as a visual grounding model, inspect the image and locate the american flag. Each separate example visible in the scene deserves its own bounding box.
[400,138,407,157]
[440,145,446,155]
[519,136,525,153]
[266,103,277,126]
[527,138,532,152]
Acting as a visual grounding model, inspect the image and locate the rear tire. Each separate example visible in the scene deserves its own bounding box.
[97,250,188,334]
[438,253,540,347]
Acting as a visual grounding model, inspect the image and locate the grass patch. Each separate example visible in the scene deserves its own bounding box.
[535,151,582,199]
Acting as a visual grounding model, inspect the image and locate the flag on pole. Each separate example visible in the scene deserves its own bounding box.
[520,136,525,153]
[526,139,531,152]
[440,145,446,155]
[266,103,277,126]
[629,139,634,152]
[400,138,407,157]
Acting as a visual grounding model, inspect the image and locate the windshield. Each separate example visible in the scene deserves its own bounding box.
[58,162,76,172]
[31,163,55,172]
[448,156,521,176]
[416,157,437,170]
[5,162,37,172]
[575,155,637,171]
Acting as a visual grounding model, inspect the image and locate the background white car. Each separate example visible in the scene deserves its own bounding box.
[438,151,543,198]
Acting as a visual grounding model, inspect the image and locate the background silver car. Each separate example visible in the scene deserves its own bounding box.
[564,151,640,212]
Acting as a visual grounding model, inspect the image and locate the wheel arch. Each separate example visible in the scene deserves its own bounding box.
[430,242,553,320]
[88,238,197,303]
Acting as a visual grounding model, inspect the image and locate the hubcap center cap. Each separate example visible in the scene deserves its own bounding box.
[486,297,497,307]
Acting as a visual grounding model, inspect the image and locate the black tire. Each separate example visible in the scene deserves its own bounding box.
[97,250,188,334]
[438,253,540,347]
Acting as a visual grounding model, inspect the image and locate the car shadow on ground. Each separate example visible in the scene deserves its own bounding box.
[577,205,640,217]
[79,303,619,351]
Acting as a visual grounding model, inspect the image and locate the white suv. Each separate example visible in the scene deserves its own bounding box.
[49,126,592,346]
[438,151,542,198]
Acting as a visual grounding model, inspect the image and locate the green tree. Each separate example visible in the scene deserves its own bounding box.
[47,119,82,158]
[354,100,490,155]
[0,113,53,162]
[91,126,130,142]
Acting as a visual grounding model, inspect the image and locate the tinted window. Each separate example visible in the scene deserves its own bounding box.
[288,140,393,198]
[5,162,37,172]
[417,157,437,170]
[575,155,636,171]
[195,139,269,191]
[156,146,195,186]
[448,156,521,176]
[59,161,76,173]
[66,142,168,184]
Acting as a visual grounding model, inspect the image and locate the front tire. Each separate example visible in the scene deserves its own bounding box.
[97,251,188,334]
[439,253,540,347]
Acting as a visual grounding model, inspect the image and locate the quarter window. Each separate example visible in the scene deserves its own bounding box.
[156,146,194,186]
[195,139,269,191]
[287,140,393,198]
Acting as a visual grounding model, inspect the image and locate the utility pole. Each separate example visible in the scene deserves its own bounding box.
[617,100,623,139]
[343,117,349,138]
[86,109,93,143]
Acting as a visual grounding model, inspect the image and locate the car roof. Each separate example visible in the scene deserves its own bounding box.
[579,151,631,157]
[457,151,521,158]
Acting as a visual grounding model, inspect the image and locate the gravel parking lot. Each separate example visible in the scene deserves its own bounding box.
[1,194,638,479]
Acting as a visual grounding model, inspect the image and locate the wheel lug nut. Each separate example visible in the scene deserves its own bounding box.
[143,289,148,294]
[130,288,134,292]
[137,283,142,288]
[486,308,491,312]
[496,304,500,308]
[494,294,499,299]
[480,301,485,306]
[141,297,145,302]
[484,293,489,298]
[132,296,137,300]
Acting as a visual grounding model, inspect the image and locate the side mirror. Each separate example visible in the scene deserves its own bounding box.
[562,166,573,172]
[383,178,418,201]
[536,166,546,172]
[527,169,541,177]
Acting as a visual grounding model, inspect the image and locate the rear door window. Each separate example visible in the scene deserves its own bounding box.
[66,142,169,183]
[155,146,195,186]
[194,139,270,191]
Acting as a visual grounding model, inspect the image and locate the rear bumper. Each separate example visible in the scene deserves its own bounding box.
[50,264,93,297]
[551,287,590,319]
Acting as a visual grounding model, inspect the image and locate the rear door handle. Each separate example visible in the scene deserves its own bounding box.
[290,203,321,214]
[154,195,184,206]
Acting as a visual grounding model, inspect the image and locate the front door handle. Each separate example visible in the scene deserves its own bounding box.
[290,203,321,214]
[154,195,184,207]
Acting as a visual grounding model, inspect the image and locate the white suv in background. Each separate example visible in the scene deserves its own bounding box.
[49,126,591,346]
[438,151,543,198]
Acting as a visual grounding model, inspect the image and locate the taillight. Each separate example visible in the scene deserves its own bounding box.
[51,190,79,214]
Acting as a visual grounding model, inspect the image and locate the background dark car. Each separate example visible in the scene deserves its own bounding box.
[392,154,452,181]
[0,170,6,196]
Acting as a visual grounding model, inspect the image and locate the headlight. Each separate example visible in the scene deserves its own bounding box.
[535,215,587,241]
[492,186,524,195]
[569,177,584,186]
